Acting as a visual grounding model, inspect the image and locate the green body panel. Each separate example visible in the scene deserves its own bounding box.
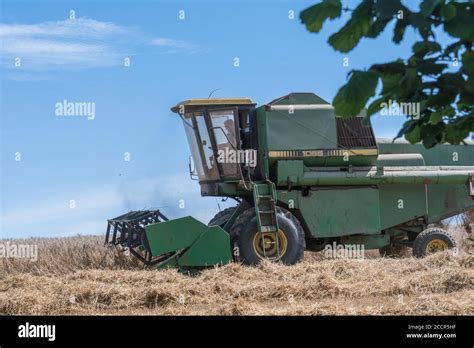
[277,190,300,208]
[377,141,474,227]
[145,216,232,268]
[378,184,428,230]
[297,188,381,238]
[426,184,474,223]
[177,226,232,267]
[265,108,337,151]
[145,216,207,256]
[277,181,472,240]
[273,137,473,244]
[273,154,473,240]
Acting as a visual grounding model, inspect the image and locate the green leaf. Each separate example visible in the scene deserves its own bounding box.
[459,90,474,106]
[444,124,457,143]
[399,68,421,96]
[366,18,390,38]
[466,77,474,92]
[416,59,446,75]
[328,1,373,52]
[333,70,379,117]
[374,0,402,20]
[298,0,474,148]
[420,0,439,17]
[440,3,456,22]
[444,106,455,118]
[410,13,434,40]
[381,73,402,94]
[405,124,421,143]
[420,124,444,148]
[300,0,342,33]
[444,41,463,56]
[427,90,458,108]
[412,41,441,57]
[445,116,474,144]
[393,17,409,43]
[429,110,443,124]
[366,96,390,117]
[439,72,465,89]
[462,50,474,76]
[395,119,416,140]
[444,3,474,39]
[370,60,406,74]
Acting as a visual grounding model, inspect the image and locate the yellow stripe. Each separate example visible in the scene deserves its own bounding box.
[268,149,378,158]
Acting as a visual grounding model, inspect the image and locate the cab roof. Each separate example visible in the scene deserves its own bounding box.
[171,98,255,113]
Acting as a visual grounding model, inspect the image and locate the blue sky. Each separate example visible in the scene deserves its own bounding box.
[0,0,454,238]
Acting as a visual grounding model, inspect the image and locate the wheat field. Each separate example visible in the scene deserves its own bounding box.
[0,231,473,315]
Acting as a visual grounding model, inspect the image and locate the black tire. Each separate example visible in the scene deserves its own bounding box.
[208,207,237,227]
[412,227,457,258]
[229,207,305,265]
[379,243,407,258]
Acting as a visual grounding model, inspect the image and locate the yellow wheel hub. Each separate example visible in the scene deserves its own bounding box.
[252,229,288,261]
[426,238,449,253]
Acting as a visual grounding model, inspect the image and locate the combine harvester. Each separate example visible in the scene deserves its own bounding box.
[105,93,474,269]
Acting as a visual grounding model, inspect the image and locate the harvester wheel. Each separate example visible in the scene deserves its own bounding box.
[208,207,237,227]
[230,207,305,265]
[412,228,457,258]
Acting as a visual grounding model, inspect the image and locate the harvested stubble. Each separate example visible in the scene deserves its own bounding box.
[0,234,472,315]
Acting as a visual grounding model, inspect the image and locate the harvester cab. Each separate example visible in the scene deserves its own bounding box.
[170,97,258,188]
[106,92,474,270]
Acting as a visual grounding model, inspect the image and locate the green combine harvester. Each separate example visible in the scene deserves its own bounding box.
[105,93,474,269]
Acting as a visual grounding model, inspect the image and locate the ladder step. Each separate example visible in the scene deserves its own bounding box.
[259,210,276,214]
[257,198,275,204]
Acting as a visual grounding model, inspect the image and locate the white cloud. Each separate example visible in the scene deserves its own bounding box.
[4,39,104,55]
[148,37,200,53]
[0,17,201,74]
[0,18,128,39]
[0,18,131,70]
